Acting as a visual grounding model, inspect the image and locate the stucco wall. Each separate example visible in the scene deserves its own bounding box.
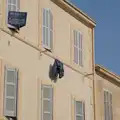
[0,0,93,74]
[95,73,120,120]
[0,31,93,120]
[0,0,94,120]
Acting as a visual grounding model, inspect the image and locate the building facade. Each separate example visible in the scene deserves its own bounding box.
[95,65,120,120]
[0,0,95,120]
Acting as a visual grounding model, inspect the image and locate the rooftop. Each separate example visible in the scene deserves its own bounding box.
[95,64,120,84]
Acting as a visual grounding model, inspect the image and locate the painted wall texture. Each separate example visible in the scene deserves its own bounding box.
[95,65,120,120]
[0,0,95,120]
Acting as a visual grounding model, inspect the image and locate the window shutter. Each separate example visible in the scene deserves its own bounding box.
[43,8,46,46]
[75,101,85,120]
[79,32,83,66]
[49,10,53,50]
[7,0,19,28]
[4,67,18,117]
[104,91,112,120]
[109,93,112,120]
[42,8,53,50]
[42,85,53,120]
[74,30,78,64]
[73,30,83,66]
[8,0,19,12]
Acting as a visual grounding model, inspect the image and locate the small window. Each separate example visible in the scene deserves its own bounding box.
[104,91,113,120]
[75,101,85,120]
[73,30,83,66]
[4,66,18,117]
[42,8,53,50]
[41,85,53,120]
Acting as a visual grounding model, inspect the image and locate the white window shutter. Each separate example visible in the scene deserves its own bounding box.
[42,8,53,50]
[4,67,18,117]
[42,85,53,120]
[73,30,83,66]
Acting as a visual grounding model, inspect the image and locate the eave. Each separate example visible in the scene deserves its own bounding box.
[51,0,96,28]
[95,64,120,84]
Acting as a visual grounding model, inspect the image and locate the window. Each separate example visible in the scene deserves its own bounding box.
[7,0,19,27]
[73,30,83,66]
[42,8,53,50]
[4,66,18,117]
[104,91,113,120]
[41,85,53,120]
[75,101,85,120]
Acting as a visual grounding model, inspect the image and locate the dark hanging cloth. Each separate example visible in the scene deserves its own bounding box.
[52,59,64,79]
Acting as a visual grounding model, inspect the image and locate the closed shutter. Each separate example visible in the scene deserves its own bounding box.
[42,85,53,120]
[4,67,18,117]
[73,30,83,66]
[109,93,112,120]
[75,101,85,120]
[42,8,53,50]
[74,30,78,64]
[7,0,19,28]
[104,91,107,120]
[7,0,19,12]
[79,32,83,66]
[104,91,112,120]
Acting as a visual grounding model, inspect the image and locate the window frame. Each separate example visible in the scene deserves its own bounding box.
[73,30,83,67]
[4,66,18,117]
[41,85,53,120]
[104,90,113,120]
[75,100,85,120]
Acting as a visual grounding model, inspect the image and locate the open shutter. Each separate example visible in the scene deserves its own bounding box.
[4,67,18,117]
[42,85,53,120]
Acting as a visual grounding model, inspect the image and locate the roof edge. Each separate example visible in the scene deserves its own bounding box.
[95,64,120,83]
[51,0,96,28]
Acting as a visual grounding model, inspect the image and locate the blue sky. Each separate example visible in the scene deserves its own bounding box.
[71,0,120,74]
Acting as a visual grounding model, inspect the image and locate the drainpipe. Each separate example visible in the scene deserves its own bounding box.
[92,27,96,120]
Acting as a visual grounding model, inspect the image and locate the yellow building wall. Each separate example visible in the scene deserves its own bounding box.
[0,31,93,120]
[0,0,94,74]
[0,0,94,120]
[95,73,120,120]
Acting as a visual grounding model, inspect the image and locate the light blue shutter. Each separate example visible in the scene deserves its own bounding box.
[4,67,18,117]
[42,8,53,50]
[42,85,53,120]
